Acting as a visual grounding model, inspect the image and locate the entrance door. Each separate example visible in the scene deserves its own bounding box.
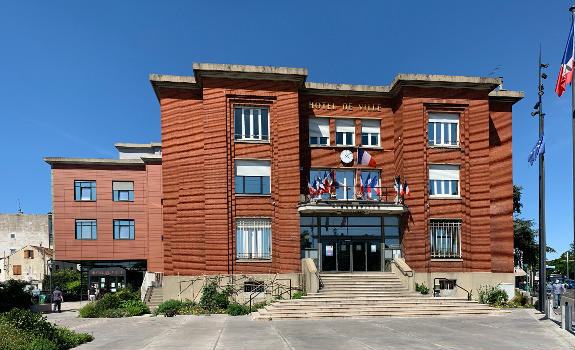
[366,241,381,271]
[337,241,351,271]
[352,242,366,271]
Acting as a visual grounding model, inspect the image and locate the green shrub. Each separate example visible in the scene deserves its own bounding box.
[120,300,150,316]
[78,302,98,318]
[156,299,183,314]
[200,281,230,312]
[292,291,306,299]
[478,284,508,306]
[0,308,93,350]
[115,288,140,301]
[95,293,121,311]
[415,282,429,295]
[98,309,126,318]
[226,302,251,316]
[0,280,33,313]
[43,270,81,300]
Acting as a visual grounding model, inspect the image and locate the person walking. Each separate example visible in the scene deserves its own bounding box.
[552,279,565,309]
[88,284,96,302]
[52,286,64,313]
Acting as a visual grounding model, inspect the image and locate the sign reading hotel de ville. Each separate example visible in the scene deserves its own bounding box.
[308,101,382,112]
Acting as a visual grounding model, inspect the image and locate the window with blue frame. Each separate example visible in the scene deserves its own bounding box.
[236,218,271,259]
[113,181,134,201]
[74,181,96,201]
[113,219,135,240]
[235,160,271,195]
[75,219,97,240]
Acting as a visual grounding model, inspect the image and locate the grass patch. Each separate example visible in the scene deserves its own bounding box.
[0,308,93,350]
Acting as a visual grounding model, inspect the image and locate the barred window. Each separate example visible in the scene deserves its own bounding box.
[430,220,461,259]
[236,218,271,260]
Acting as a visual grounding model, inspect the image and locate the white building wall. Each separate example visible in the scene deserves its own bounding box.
[0,214,50,258]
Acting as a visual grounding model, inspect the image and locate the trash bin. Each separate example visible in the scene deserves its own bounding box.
[39,294,46,304]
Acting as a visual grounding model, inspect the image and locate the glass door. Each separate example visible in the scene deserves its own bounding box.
[366,241,381,271]
[352,242,366,271]
[337,241,351,271]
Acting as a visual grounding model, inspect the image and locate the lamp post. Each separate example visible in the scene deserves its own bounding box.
[48,259,53,300]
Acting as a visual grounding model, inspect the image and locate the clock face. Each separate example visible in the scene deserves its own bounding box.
[340,150,354,164]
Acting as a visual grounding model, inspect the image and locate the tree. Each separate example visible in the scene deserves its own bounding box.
[42,269,81,300]
[514,218,538,266]
[513,185,523,214]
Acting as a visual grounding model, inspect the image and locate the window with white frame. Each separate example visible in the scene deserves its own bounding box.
[335,119,355,146]
[430,219,461,258]
[361,119,380,147]
[234,107,269,141]
[429,164,460,197]
[428,113,459,147]
[236,218,271,259]
[309,117,330,146]
[235,160,271,195]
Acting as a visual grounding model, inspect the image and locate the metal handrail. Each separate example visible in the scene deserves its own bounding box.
[391,260,413,277]
[308,186,397,202]
[433,277,471,300]
[315,270,324,290]
[248,278,294,312]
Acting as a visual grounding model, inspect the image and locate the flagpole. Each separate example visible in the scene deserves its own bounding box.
[571,5,575,288]
[537,45,547,313]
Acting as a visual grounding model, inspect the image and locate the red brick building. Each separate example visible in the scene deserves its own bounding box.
[47,63,523,293]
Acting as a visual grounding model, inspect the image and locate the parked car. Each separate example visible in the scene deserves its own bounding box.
[565,279,575,289]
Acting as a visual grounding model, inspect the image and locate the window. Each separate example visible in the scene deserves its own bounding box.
[13,265,22,275]
[359,170,380,200]
[335,119,355,146]
[235,160,271,195]
[74,181,96,201]
[430,220,461,258]
[75,220,97,240]
[236,218,271,259]
[309,169,354,200]
[335,170,355,200]
[25,250,34,259]
[429,164,460,197]
[113,181,134,201]
[428,113,459,147]
[361,119,380,147]
[309,118,330,146]
[10,233,15,239]
[9,249,16,255]
[114,220,135,240]
[234,107,269,141]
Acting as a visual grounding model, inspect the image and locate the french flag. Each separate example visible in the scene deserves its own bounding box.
[403,181,410,198]
[556,18,574,97]
[357,148,377,168]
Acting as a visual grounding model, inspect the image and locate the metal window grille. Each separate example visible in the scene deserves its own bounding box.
[236,218,271,259]
[430,220,461,258]
[234,107,270,141]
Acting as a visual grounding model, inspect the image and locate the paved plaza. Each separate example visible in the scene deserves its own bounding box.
[45,304,575,350]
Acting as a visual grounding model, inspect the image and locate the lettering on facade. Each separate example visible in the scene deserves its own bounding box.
[309,101,381,112]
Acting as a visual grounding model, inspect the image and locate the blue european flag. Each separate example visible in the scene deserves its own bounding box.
[527,133,545,166]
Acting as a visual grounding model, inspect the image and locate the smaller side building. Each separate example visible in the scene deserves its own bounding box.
[0,245,76,289]
[0,213,52,258]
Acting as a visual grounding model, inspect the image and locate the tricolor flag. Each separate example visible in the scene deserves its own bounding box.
[308,181,315,196]
[372,173,380,196]
[393,177,400,195]
[365,173,372,199]
[403,181,410,198]
[527,133,545,166]
[357,148,377,168]
[556,18,575,97]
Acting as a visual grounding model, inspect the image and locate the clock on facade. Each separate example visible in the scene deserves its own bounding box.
[340,149,354,165]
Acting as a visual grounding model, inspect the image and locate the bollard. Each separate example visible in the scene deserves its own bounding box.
[561,304,566,329]
[568,304,573,332]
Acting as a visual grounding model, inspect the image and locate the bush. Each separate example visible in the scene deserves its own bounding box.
[226,302,252,316]
[115,288,140,301]
[120,300,150,316]
[156,299,183,315]
[78,302,98,318]
[43,270,81,300]
[478,284,508,306]
[78,291,148,318]
[199,281,230,312]
[0,308,93,350]
[292,291,306,299]
[415,282,429,295]
[0,280,33,313]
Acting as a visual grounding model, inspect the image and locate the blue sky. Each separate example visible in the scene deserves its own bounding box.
[0,1,573,258]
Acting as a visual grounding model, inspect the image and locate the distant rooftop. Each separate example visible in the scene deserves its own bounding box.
[45,142,161,166]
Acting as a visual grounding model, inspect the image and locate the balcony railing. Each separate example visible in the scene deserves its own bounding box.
[306,186,397,203]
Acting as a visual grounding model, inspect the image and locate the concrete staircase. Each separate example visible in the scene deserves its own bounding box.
[253,273,502,320]
[144,286,164,309]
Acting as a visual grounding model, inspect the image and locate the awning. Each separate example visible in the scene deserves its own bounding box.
[514,267,527,277]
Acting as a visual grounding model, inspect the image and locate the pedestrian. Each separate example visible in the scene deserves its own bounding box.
[52,286,64,313]
[552,279,565,309]
[88,284,96,302]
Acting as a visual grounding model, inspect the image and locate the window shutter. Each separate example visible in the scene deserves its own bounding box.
[428,113,459,123]
[113,181,134,190]
[13,265,21,275]
[361,119,380,134]
[235,160,271,176]
[309,118,330,138]
[335,119,355,133]
[429,164,460,180]
[30,250,34,259]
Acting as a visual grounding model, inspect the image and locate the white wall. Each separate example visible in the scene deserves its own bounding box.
[0,214,50,258]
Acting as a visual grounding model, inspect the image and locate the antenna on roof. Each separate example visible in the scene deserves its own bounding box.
[17,199,23,214]
[488,65,502,77]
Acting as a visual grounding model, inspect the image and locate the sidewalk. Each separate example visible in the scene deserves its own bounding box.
[44,300,90,321]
